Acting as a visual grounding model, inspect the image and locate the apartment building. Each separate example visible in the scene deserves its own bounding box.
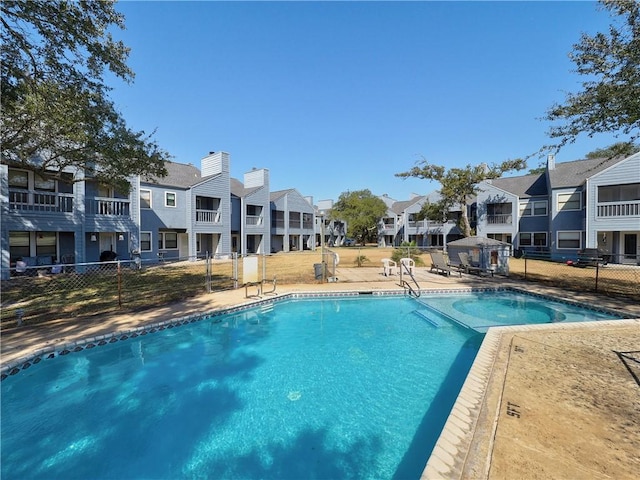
[377,193,463,248]
[270,189,315,252]
[1,161,138,279]
[476,153,640,263]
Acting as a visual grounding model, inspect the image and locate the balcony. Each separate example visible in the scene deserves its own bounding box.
[86,197,131,216]
[196,209,221,223]
[486,214,513,225]
[246,215,263,226]
[597,201,640,217]
[9,189,74,213]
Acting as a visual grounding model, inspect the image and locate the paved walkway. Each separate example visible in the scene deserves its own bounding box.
[2,267,639,479]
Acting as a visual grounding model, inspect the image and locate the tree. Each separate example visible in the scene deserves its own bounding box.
[1,0,169,193]
[543,0,640,154]
[396,158,526,237]
[415,198,450,224]
[329,190,388,245]
[584,142,640,159]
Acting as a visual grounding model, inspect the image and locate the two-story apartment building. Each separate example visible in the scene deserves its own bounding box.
[476,153,640,263]
[230,167,271,256]
[139,151,232,262]
[377,193,463,248]
[270,189,315,252]
[1,161,138,278]
[314,199,347,247]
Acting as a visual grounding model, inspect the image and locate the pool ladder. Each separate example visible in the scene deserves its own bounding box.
[400,262,421,297]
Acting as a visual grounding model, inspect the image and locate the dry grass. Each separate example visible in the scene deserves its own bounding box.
[2,248,638,330]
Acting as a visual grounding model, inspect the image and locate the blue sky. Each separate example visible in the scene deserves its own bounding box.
[108,0,624,203]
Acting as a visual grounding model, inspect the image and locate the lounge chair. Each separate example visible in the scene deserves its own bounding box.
[400,257,415,275]
[458,252,494,277]
[429,251,461,277]
[381,258,397,276]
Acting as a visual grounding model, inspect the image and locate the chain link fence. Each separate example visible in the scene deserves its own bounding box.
[2,247,639,329]
[509,253,640,300]
[0,250,345,329]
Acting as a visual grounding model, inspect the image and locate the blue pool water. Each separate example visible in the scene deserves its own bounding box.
[0,291,622,479]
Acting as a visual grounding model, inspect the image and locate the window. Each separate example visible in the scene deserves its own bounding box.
[533,201,548,216]
[36,232,56,256]
[8,170,28,189]
[598,183,640,202]
[97,184,112,198]
[557,192,581,211]
[196,233,202,253]
[533,232,547,246]
[34,174,55,192]
[165,192,176,207]
[159,232,178,249]
[140,190,152,209]
[520,200,548,217]
[9,231,30,260]
[557,231,582,249]
[140,232,152,252]
[519,233,532,246]
[519,232,547,247]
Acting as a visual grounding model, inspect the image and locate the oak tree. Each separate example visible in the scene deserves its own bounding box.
[544,0,640,153]
[396,159,526,237]
[329,189,389,245]
[1,0,169,192]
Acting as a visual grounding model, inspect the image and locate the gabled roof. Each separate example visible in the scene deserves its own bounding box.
[391,196,426,215]
[230,178,245,197]
[270,188,295,202]
[548,156,622,189]
[487,173,547,198]
[230,177,262,198]
[142,161,204,188]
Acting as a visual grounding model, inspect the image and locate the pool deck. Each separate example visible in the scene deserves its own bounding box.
[2,268,639,479]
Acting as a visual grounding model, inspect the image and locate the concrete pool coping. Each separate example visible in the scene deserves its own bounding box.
[2,270,640,479]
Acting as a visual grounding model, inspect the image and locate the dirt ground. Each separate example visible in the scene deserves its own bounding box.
[461,324,640,480]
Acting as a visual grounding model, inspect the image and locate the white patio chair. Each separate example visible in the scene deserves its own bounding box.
[381,258,397,276]
[400,257,415,275]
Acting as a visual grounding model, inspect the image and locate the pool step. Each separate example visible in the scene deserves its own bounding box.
[413,309,445,328]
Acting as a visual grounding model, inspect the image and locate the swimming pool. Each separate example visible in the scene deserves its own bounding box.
[0,289,624,479]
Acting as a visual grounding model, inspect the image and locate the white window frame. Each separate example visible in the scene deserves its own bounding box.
[140,232,152,252]
[519,231,547,247]
[557,192,581,212]
[165,191,177,208]
[159,232,178,250]
[520,200,548,217]
[140,189,152,209]
[557,231,582,250]
[519,232,532,246]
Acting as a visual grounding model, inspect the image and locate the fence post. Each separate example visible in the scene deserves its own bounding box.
[524,255,528,279]
[206,253,212,293]
[233,252,238,289]
[117,260,122,308]
[595,263,600,293]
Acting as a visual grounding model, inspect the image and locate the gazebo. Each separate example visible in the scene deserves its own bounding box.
[446,236,511,275]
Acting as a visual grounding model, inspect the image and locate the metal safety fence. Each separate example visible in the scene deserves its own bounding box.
[0,249,343,329]
[510,253,640,300]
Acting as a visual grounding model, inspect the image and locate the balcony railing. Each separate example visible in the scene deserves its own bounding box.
[272,219,285,228]
[289,220,301,228]
[302,220,314,229]
[486,214,513,224]
[9,189,74,213]
[246,215,263,226]
[597,201,640,217]
[196,209,221,223]
[86,197,130,216]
